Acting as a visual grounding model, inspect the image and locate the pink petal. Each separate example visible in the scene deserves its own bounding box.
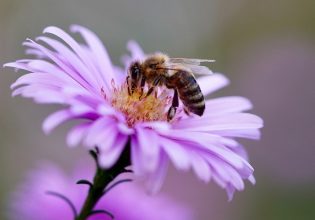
[226,183,236,202]
[208,156,250,191]
[11,72,67,89]
[23,40,95,93]
[36,36,101,91]
[131,136,142,175]
[42,109,73,134]
[248,175,256,184]
[146,152,168,194]
[160,130,248,169]
[204,96,253,116]
[66,122,91,147]
[136,127,160,172]
[159,129,220,143]
[197,73,229,96]
[70,25,117,88]
[190,153,212,182]
[211,128,261,140]
[12,85,65,104]
[121,40,146,68]
[212,170,227,189]
[43,26,100,81]
[176,113,263,131]
[32,90,67,104]
[128,40,145,59]
[140,121,171,132]
[5,59,41,70]
[25,48,46,58]
[26,60,75,84]
[160,137,190,171]
[84,117,116,148]
[99,134,128,168]
[117,122,134,135]
[97,128,119,152]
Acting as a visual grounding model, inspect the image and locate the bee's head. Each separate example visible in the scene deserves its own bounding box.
[129,61,141,79]
[127,61,142,94]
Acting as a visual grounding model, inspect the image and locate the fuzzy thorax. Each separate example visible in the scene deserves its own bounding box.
[110,81,171,127]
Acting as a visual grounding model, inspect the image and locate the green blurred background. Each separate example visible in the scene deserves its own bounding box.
[1,0,315,219]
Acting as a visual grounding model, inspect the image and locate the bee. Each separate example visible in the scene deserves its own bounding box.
[127,53,215,121]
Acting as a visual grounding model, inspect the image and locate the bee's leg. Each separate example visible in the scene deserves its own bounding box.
[145,86,156,98]
[126,76,132,95]
[167,89,179,121]
[183,107,191,116]
[142,77,161,99]
[129,67,141,95]
[139,76,146,96]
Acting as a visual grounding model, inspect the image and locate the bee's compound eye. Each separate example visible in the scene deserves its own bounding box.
[131,66,139,79]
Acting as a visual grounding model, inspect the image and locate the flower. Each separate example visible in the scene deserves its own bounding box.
[9,162,193,220]
[4,25,263,200]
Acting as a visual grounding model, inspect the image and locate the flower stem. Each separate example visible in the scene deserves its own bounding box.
[76,143,131,220]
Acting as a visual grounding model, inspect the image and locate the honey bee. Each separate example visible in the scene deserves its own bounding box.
[127,53,215,121]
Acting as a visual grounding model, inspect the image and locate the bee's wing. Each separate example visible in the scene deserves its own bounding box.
[169,58,215,75]
[169,58,215,65]
[187,65,214,75]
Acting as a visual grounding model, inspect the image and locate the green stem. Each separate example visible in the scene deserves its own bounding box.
[76,144,131,220]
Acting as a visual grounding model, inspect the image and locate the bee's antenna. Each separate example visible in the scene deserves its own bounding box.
[156,67,180,71]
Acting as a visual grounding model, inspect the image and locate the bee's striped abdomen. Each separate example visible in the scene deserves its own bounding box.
[167,70,205,116]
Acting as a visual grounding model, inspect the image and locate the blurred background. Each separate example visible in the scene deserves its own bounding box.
[1,0,315,219]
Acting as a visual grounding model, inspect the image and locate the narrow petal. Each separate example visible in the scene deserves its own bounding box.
[99,134,128,168]
[248,175,256,184]
[12,85,65,104]
[131,136,142,175]
[42,109,73,134]
[97,128,118,152]
[140,121,171,132]
[226,183,236,202]
[25,48,46,58]
[23,40,96,93]
[190,153,212,182]
[43,26,100,80]
[4,61,34,72]
[66,122,91,147]
[160,130,248,169]
[197,73,229,96]
[136,127,160,172]
[84,117,116,148]
[211,128,261,140]
[32,91,67,104]
[36,36,101,90]
[175,113,263,131]
[208,156,249,191]
[146,152,168,194]
[70,25,117,87]
[117,122,134,135]
[121,40,146,67]
[160,138,190,171]
[204,96,253,116]
[127,40,145,60]
[11,72,68,89]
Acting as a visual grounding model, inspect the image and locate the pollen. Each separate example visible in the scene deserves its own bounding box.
[109,80,171,127]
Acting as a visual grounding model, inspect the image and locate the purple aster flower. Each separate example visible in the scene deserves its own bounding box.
[9,162,193,220]
[4,25,263,200]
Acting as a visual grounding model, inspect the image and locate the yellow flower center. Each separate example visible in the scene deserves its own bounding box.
[109,81,171,127]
